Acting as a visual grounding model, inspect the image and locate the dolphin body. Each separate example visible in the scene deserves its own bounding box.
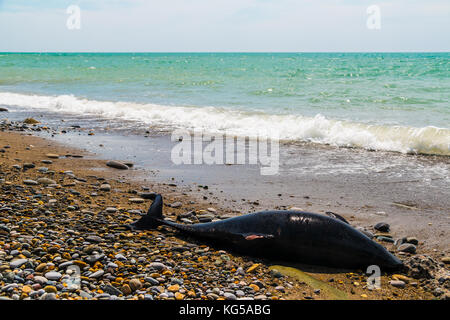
[127,194,403,270]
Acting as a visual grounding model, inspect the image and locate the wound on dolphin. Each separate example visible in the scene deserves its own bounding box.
[126,194,403,270]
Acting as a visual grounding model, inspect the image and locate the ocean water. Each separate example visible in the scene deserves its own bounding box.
[0,52,449,155]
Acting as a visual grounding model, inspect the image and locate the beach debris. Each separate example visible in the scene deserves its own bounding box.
[392,202,418,210]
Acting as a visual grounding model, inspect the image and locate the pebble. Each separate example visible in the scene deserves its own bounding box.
[170,202,182,208]
[23,179,38,186]
[389,280,406,288]
[33,276,48,285]
[106,161,129,170]
[441,257,450,264]
[100,184,111,191]
[121,284,132,295]
[10,259,28,269]
[224,292,237,300]
[89,270,104,279]
[103,285,122,296]
[37,177,56,185]
[397,243,417,254]
[44,272,62,281]
[129,279,143,291]
[374,222,390,232]
[168,284,180,292]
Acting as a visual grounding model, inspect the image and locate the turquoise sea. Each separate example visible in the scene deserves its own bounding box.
[0,53,449,155]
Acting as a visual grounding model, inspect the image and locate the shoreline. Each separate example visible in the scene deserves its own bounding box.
[0,118,449,300]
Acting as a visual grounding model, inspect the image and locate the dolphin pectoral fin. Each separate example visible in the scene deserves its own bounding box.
[325,211,350,225]
[244,233,274,240]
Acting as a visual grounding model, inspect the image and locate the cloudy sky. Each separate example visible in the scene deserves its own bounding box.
[0,0,449,52]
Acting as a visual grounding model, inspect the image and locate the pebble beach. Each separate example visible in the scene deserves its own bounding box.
[0,117,449,301]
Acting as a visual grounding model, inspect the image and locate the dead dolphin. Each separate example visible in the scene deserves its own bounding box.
[126,194,403,270]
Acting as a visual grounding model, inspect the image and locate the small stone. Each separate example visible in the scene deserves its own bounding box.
[86,235,103,243]
[398,243,416,254]
[121,284,132,295]
[270,269,283,278]
[246,263,260,273]
[168,284,180,292]
[44,271,62,281]
[275,286,285,292]
[23,179,38,186]
[392,274,411,283]
[33,276,48,285]
[129,198,145,203]
[389,280,406,288]
[10,258,28,269]
[441,257,450,264]
[170,202,182,208]
[374,222,390,232]
[175,292,185,300]
[43,285,57,293]
[24,118,40,124]
[249,284,260,292]
[129,279,143,291]
[149,262,166,270]
[224,292,237,300]
[45,153,59,159]
[22,285,32,294]
[89,269,104,279]
[106,161,129,170]
[37,177,56,185]
[405,237,419,245]
[103,285,122,296]
[100,184,111,191]
[377,236,395,243]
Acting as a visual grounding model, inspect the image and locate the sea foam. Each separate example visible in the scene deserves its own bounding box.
[1,92,449,156]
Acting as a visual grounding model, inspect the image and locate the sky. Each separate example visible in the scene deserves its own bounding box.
[0,0,449,52]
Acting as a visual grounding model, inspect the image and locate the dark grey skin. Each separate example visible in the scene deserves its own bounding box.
[127,194,403,270]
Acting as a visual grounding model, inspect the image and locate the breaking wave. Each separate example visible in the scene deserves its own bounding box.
[1,91,449,156]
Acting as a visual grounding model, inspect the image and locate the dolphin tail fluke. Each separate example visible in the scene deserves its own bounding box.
[125,194,164,230]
